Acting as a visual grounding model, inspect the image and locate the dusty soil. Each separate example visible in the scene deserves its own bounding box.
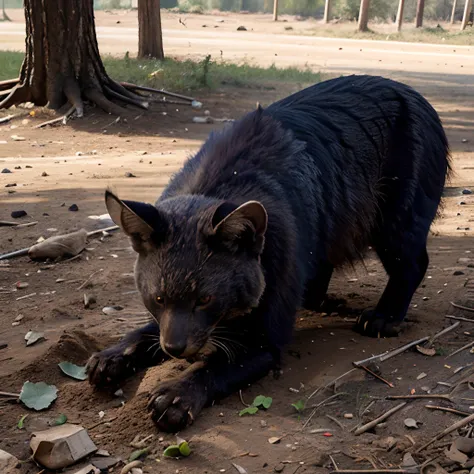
[1,77,474,474]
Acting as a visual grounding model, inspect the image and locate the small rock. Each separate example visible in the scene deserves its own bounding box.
[453,270,465,276]
[16,282,29,289]
[11,135,26,141]
[125,172,136,178]
[83,293,96,309]
[274,464,285,473]
[26,165,32,168]
[14,166,21,169]
[284,26,293,30]
[237,25,247,31]
[462,138,469,143]
[260,420,267,428]
[462,189,473,195]
[5,183,17,187]
[455,437,474,454]
[11,210,27,218]
[1,168,12,173]
[102,306,124,315]
[68,204,79,212]
[344,413,354,419]
[41,171,49,177]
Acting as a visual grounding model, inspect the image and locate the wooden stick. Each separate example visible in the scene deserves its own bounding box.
[451,301,474,313]
[359,365,394,388]
[446,341,474,358]
[307,368,356,400]
[354,402,407,435]
[386,394,451,401]
[0,391,20,398]
[424,405,470,416]
[415,412,474,452]
[326,414,345,430]
[0,114,16,124]
[120,82,195,102]
[353,337,430,367]
[34,106,76,129]
[426,322,460,346]
[303,392,348,429]
[77,269,103,290]
[446,314,474,323]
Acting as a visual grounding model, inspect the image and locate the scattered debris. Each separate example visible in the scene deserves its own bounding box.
[268,437,282,444]
[84,293,96,309]
[19,381,58,410]
[102,306,124,315]
[404,418,420,429]
[30,424,97,469]
[0,449,20,471]
[232,463,248,474]
[58,361,87,381]
[29,229,87,260]
[25,330,45,346]
[68,204,79,212]
[11,210,27,218]
[125,172,136,178]
[359,364,394,388]
[237,25,247,31]
[354,402,407,435]
[120,461,143,474]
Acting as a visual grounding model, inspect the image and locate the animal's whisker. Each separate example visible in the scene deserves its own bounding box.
[209,338,234,363]
[212,335,247,351]
[147,341,162,354]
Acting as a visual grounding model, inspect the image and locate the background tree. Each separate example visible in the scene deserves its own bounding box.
[358,0,371,31]
[461,0,473,29]
[0,0,149,116]
[1,0,11,21]
[273,0,279,20]
[415,0,425,27]
[451,0,458,23]
[396,0,406,31]
[323,0,332,22]
[138,0,165,59]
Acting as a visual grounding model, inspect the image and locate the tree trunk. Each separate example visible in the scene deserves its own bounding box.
[2,0,11,21]
[0,0,148,116]
[461,0,473,29]
[273,0,279,21]
[415,0,425,27]
[451,0,458,24]
[358,0,371,31]
[396,0,405,32]
[323,0,332,23]
[138,0,164,59]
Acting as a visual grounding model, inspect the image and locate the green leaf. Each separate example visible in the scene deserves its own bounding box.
[239,406,259,416]
[17,414,28,429]
[252,395,266,407]
[58,361,87,381]
[291,400,306,413]
[178,441,191,457]
[19,381,58,411]
[163,445,181,458]
[262,397,273,409]
[54,413,67,426]
[129,447,150,462]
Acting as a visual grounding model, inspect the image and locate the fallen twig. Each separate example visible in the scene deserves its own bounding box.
[121,82,195,102]
[326,414,345,430]
[425,322,460,347]
[329,454,339,471]
[77,269,103,290]
[120,461,143,474]
[88,415,118,430]
[307,368,357,400]
[359,365,394,388]
[0,114,16,124]
[0,391,20,398]
[415,412,474,452]
[34,105,76,129]
[239,390,249,407]
[14,221,38,229]
[354,402,407,436]
[386,394,451,401]
[446,341,474,359]
[424,405,470,416]
[446,315,474,324]
[303,392,348,429]
[451,301,474,313]
[353,337,430,367]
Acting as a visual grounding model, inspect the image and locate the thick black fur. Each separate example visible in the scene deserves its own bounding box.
[88,75,450,432]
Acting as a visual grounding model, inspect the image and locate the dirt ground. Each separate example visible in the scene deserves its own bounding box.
[1,65,474,474]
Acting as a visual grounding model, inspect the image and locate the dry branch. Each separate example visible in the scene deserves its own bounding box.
[34,105,76,129]
[424,405,470,416]
[451,302,474,313]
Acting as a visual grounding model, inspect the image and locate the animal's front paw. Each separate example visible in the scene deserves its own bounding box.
[147,377,207,433]
[353,309,406,338]
[87,344,136,388]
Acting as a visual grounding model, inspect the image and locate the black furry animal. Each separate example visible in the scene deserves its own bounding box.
[87,75,450,432]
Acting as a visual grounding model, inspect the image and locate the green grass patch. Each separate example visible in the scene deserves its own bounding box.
[0,51,320,91]
[308,24,474,45]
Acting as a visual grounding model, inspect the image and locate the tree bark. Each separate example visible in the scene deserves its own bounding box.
[0,0,148,116]
[323,0,332,23]
[358,0,371,31]
[415,0,425,28]
[138,0,164,59]
[2,0,11,21]
[396,0,405,32]
[461,0,473,29]
[273,0,279,21]
[451,0,458,24]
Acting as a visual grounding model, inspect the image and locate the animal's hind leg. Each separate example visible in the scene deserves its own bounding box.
[355,222,430,338]
[302,261,334,311]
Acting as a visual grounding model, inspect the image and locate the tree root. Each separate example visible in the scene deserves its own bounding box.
[34,105,76,129]
[64,78,84,118]
[103,85,149,110]
[0,78,19,91]
[0,84,31,109]
[84,88,126,116]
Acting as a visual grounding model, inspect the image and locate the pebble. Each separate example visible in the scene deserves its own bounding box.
[41,171,49,177]
[344,413,354,419]
[102,306,124,315]
[453,270,465,276]
[1,168,12,173]
[5,183,17,187]
[462,189,473,195]
[125,172,136,178]
[68,204,79,212]
[11,210,27,218]
[237,25,247,31]
[14,166,21,170]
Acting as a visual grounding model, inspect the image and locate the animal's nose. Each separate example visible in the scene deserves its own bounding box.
[163,342,186,358]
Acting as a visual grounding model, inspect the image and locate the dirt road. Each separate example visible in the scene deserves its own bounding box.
[1,9,474,474]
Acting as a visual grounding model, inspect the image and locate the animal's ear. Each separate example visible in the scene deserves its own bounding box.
[105,190,167,252]
[212,201,268,255]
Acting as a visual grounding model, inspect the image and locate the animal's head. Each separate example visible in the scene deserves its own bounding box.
[105,190,267,359]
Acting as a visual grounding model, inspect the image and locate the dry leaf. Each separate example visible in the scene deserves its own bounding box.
[268,437,282,444]
[416,345,436,357]
[445,445,468,464]
[404,418,420,429]
[417,372,427,380]
[232,463,248,474]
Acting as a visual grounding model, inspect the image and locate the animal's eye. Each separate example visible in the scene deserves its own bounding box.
[156,295,164,306]
[197,295,212,307]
